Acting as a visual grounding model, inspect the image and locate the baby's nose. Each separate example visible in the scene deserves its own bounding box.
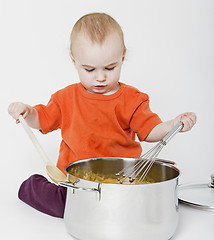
[96,70,106,82]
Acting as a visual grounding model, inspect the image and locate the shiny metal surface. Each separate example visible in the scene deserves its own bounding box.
[62,157,180,240]
[179,174,214,211]
[209,174,214,188]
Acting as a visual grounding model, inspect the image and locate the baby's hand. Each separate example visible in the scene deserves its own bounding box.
[174,112,197,132]
[8,102,32,123]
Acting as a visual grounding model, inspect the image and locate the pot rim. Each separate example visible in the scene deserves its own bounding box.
[64,157,180,186]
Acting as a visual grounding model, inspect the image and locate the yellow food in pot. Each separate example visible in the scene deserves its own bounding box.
[68,168,154,184]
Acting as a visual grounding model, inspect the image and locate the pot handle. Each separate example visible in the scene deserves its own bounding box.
[154,158,176,166]
[59,181,101,193]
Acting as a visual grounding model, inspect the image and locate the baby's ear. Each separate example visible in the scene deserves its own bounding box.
[122,49,126,62]
[70,53,75,64]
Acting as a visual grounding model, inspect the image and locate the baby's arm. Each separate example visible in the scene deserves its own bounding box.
[8,102,40,129]
[145,112,197,142]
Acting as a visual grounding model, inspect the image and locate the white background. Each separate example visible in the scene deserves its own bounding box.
[0,0,214,239]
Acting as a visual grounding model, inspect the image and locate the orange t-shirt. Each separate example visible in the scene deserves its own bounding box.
[34,83,162,174]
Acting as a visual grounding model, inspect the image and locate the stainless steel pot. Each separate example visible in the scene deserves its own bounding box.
[59,157,180,240]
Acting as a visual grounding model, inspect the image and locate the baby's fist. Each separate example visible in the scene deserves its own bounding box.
[176,112,197,132]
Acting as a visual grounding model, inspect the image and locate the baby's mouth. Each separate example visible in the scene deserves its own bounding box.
[94,85,106,88]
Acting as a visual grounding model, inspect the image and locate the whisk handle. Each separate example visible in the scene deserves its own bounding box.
[161,122,183,145]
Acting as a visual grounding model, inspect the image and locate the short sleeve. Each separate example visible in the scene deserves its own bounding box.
[34,96,61,134]
[130,98,162,141]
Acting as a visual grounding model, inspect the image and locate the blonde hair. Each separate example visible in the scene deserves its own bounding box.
[70,13,126,54]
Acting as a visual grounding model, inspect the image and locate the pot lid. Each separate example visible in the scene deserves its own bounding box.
[178,174,214,211]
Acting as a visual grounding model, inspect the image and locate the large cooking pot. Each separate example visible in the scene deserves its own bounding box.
[59,157,180,240]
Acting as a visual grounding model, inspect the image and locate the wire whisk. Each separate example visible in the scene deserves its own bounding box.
[116,122,183,184]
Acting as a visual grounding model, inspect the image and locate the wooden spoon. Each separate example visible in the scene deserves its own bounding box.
[18,115,68,184]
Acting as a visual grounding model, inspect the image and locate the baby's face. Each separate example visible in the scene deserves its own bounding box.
[71,32,125,95]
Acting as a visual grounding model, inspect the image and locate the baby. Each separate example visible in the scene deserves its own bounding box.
[8,13,196,218]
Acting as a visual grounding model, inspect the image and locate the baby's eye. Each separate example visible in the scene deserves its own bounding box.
[105,67,115,71]
[85,68,95,72]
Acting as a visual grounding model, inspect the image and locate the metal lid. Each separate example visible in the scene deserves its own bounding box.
[178,174,214,211]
